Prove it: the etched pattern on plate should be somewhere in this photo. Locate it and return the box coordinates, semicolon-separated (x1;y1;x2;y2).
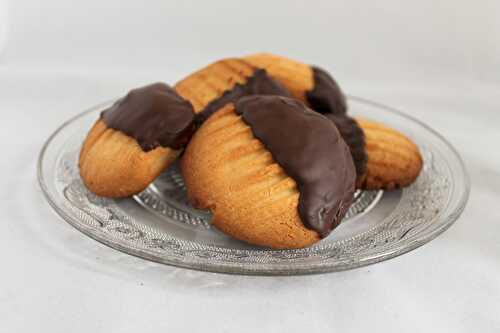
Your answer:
55;145;448;268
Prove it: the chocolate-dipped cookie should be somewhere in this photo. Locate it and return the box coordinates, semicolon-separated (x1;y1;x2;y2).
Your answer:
244;53;347;114
181;96;356;249
324;113;423;190
79;83;195;197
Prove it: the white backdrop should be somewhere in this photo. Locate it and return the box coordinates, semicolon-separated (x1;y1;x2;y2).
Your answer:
2;0;500;85
1;1;499;332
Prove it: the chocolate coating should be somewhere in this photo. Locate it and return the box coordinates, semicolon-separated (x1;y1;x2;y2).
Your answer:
235;96;356;237
324;114;367;179
306;66;347;115
198;69;292;123
102;83;195;151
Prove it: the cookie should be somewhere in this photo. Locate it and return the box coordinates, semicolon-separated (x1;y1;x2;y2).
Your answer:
244;53;347;114
79;83;195;197
174;58;292;123
355;118;423;190
181;96;356;249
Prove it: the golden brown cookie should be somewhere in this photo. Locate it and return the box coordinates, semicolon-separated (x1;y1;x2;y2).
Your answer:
79;120;181;197
182;96;356;249
355;118;423;190
79;83;195;197
244;53;347;114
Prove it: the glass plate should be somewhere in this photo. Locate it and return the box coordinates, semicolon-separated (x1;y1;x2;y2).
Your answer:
38;97;469;275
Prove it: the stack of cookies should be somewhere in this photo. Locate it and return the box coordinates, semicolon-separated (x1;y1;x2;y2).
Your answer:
79;53;423;249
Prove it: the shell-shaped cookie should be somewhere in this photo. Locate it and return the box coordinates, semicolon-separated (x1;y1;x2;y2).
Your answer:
181;104;321;249
182;96;356;249
79;120;180;197
355;118;423;190
79;83;195;197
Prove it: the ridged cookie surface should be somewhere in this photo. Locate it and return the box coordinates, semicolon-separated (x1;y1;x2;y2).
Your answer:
175;58;291;123
79;120;180;197
175;58;257;113
181;104;320;248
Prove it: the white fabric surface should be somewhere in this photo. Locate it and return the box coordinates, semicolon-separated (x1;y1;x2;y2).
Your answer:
1;1;499;332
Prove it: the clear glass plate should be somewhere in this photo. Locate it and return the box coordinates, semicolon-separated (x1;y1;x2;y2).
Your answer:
38;97;470;275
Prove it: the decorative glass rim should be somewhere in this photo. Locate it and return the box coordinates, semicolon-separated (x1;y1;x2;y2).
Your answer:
37;96;470;275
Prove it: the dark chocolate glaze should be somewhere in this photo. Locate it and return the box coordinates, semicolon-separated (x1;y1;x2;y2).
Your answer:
306;66;347;115
324;114;367;178
235;96;356;237
101;83;195;151
197;69;292;124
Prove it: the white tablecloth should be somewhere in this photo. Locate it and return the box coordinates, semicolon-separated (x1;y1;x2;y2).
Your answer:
1;1;499;332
